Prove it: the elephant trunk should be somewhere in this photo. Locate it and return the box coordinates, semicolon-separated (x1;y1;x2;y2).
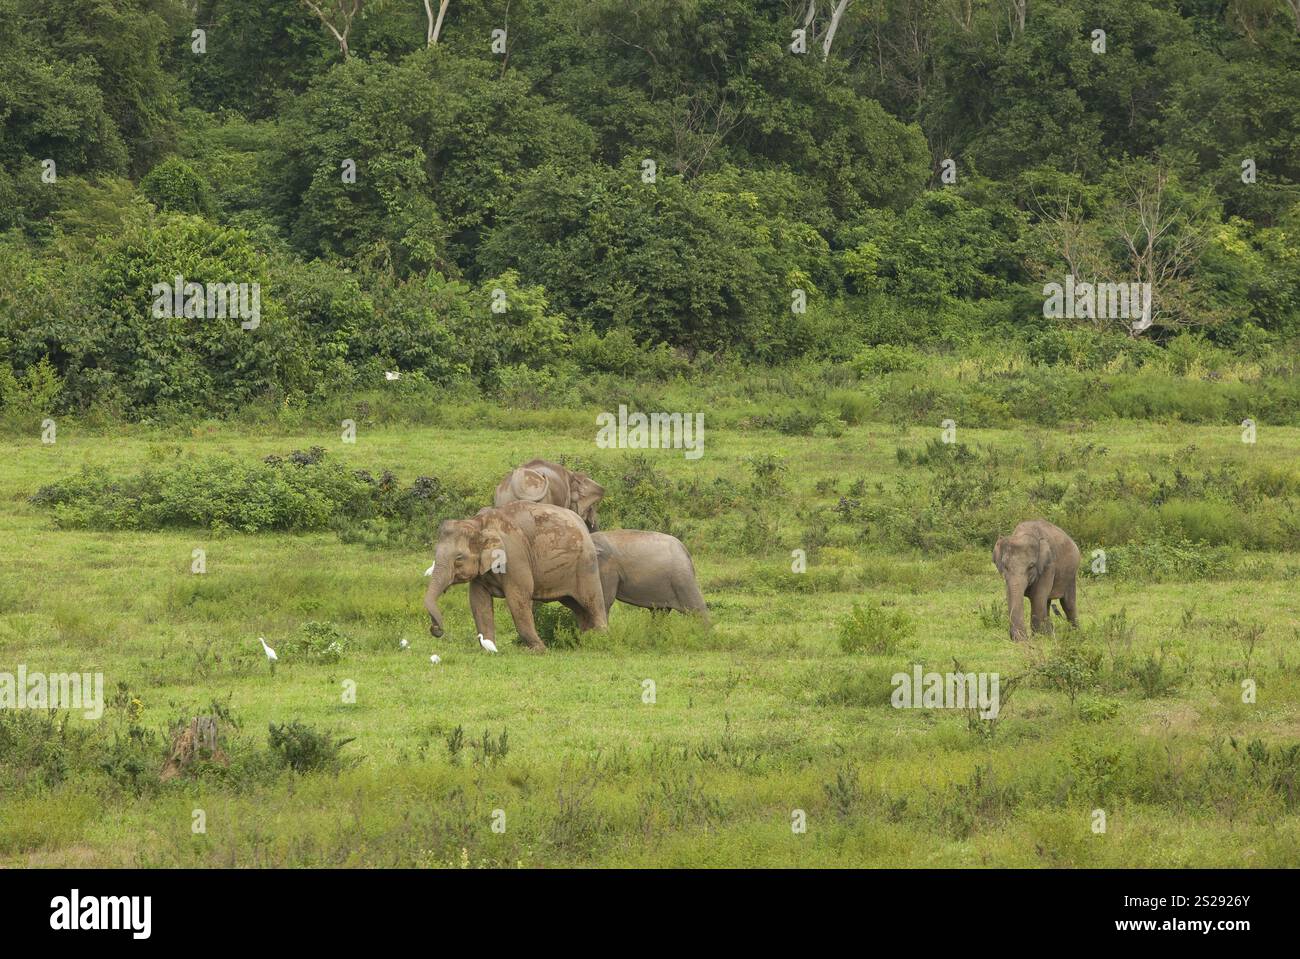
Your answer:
1006;578;1028;642
424;566;452;637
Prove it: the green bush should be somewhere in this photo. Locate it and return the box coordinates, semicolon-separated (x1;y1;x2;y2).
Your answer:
267;721;355;774
140;157;216;215
282;622;349;664
31;449;478;543
837;603;915;654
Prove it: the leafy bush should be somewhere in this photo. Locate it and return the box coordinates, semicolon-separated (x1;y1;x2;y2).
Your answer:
281;622;349;664
837;603;915;654
140;157;216;214
32;449;478;545
266;721;355;774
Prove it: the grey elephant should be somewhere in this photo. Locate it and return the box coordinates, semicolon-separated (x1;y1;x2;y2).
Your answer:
992;519;1080;642
423;502;607;651
493;459;605;531
589;530;708;618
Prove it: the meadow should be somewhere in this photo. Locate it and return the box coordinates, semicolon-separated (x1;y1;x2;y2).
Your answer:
2;365;1300;868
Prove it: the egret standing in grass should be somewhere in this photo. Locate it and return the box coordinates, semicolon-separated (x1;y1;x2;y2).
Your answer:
478;633;498;654
259;636;278;673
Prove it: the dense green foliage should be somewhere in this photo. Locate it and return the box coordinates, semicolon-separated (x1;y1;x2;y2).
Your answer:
2;0;1299;421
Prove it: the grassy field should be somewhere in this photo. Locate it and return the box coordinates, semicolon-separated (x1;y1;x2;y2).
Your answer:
2;404;1300;867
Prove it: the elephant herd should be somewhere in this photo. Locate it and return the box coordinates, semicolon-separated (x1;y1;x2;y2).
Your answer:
422;460;707;651
422;458;1082;651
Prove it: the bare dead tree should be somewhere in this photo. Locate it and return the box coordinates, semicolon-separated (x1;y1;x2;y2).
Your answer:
667;87;748;177
798;0;856;60
822;0;852;58
301;0;363;58
1110;165;1219;334
1004;0;1026;37
424;0;450;45
945;0;977;32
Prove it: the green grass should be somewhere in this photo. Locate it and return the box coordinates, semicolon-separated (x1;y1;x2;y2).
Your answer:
2;410;1300;867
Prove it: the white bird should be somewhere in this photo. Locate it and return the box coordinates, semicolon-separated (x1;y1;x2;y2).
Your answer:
478;633;498;654
430;654;441;664
385;370;401;381
400;639;409;650
424;561;435;576
259;637;278;665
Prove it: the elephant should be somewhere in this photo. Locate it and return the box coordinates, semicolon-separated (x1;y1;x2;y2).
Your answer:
590;530;709;618
493;459;605;532
992;519;1080;642
423;502;607;651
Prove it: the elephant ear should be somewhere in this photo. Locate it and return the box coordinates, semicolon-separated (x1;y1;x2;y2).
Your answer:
1035;536;1053;574
992;537;1005;572
508;468;549;502
477;527;508;576
570;473;605;516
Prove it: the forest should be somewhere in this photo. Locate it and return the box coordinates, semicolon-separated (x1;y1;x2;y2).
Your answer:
2;0;1298;423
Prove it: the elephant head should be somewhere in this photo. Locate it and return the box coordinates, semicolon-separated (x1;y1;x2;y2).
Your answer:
568;473;605;532
424;516;507;637
494;460;604;532
993;532;1051;642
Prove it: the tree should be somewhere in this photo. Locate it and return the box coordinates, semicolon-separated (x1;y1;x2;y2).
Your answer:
301;0;363;57
1106;161;1220;335
424;0;449;45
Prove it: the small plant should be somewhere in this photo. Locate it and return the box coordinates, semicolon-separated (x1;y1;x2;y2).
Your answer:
532;603;580;649
445;724;465;764
267;721;355;774
1077;696;1121;723
1130;640;1186;698
283;621;348;664
837;603;915;654
976;597;1004;630
472;728;510;767
823;762;862;820
1039;643;1100;706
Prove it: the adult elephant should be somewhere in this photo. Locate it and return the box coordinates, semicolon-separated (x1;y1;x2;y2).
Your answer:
493;459;604;532
591;530;708;619
424;502;607;651
992;520;1080;642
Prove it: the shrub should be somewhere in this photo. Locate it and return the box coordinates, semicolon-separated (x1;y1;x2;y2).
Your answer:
266;721;355;774
837;603;915;654
281;621;349;664
32;451;478;545
140;157;216;215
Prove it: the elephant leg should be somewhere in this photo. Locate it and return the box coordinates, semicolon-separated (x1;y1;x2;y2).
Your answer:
469;579;496;647
1029;580;1053;635
1061;580;1079;627
504;588;546;651
559;596;592;631
572;570;608;632
597;564;618;618
672;574;709;618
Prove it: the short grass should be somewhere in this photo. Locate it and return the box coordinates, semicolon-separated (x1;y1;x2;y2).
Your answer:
2;410;1299;867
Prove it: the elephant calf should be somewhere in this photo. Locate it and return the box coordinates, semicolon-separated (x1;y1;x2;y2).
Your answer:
590;530;708;618
992;519;1080;642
